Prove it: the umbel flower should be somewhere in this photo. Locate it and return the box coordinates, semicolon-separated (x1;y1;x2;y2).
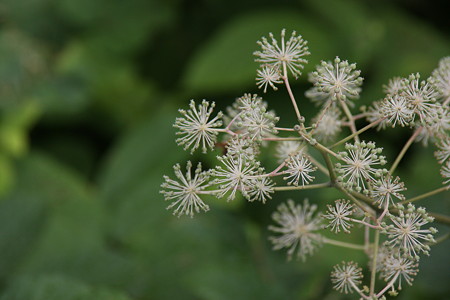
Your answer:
381;253;419;291
335;141;387;192
371;175;406;209
160;161;212;217
309;57;363;102
331;261;363;294
247;176;275;203
256;64;282;93
275;140;306;163
254;29;310;79
441;160;450;187
383;76;404;97
312;106;343;142
283;154;316;186
213;154;261;201
382;203;437;260
323;199;355;233
269;199;323;261
380;94;414;128
174;100;223;153
430;56;450;104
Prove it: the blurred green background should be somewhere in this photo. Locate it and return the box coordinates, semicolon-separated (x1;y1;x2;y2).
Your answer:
0;0;449;299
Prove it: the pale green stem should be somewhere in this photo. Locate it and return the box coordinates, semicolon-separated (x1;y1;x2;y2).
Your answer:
282;62;304;125
339;99;360;143
369;230;380;297
330;117;387;149
350;281;370;300
274;127;296;131
400;186;449;205
337;185;376;218
348;217;381;229
389;127;423;175
273;182;331;191
263;137;303;141
322;237;365;250
318;150;337;182
376;272;399;298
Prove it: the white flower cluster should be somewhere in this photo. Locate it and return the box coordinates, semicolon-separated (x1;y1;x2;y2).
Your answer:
160;29;449;299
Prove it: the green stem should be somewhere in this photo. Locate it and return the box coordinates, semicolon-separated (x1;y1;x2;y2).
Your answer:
305;154;329;176
400;186;449;205
433;232;450;245
318;150;337;182
428;212;450;226
282;62;303;125
369;230;380;297
389;127;423;174
330;117;386;149
273;182;331;191
323;237;365;250
337;185;376;218
339;99;360;143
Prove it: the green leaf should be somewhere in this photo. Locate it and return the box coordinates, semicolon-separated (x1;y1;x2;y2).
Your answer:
183;10;335;94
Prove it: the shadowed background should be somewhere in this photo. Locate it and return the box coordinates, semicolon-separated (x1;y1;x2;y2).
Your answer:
0;0;449;299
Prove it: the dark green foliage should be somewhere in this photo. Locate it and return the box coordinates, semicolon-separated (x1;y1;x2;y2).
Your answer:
0;0;449;299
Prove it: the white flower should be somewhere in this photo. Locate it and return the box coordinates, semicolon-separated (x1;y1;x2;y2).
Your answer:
383;204;437;259
283;154;316;186
254;29;310;79
226;135;259;161
309;57;363;102
174;100;223;153
269;199;323;261
213;154;260;201
414;106;450;145
323;199;355;233
331;261;363;294
335;141;387;192
381;94;414;128
160;161;211;217
381;253;419;290
371;175;406;209
383;76;405;96
312;107;343;143
401;73;439;125
435;137;450;164
275;140;306;163
256;64;282;93
247;176;274;203
430;56;450;104
441;160;450;186
367;100;389;130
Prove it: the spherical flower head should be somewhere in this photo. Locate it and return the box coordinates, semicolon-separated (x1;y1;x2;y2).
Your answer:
174;100;223;153
226;135;260;161
335;141;387;193
414;105;450;145
434;137;450;164
312;107;343;143
233;94;279;141
371;175;406;209
381;94;414;128
254;29;310;79
160;161;211;217
381;253;419;291
269;199;323;261
275;140;306;163
366;100;389;131
382;203;437;260
247;176;274;203
331;261;363;294
430;56;450;104
283;154;317;186
310;57;363;102
323;199;355;233
383;76;405;97
401;73;439;125
441;160;450;187
213;154;260;201
256;64;282;93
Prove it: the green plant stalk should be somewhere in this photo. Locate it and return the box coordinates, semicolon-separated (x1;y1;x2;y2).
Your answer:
282;62;304;125
400;186;449;204
331;117;386;149
323;237;365;250
273;182;332;191
369;230;380;297
389;127;423;174
339;99;360;143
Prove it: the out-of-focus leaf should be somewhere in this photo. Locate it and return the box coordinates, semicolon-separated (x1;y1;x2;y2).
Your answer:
0;154;14;196
97;105;188;204
183;10;335;94
0;275;131;300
